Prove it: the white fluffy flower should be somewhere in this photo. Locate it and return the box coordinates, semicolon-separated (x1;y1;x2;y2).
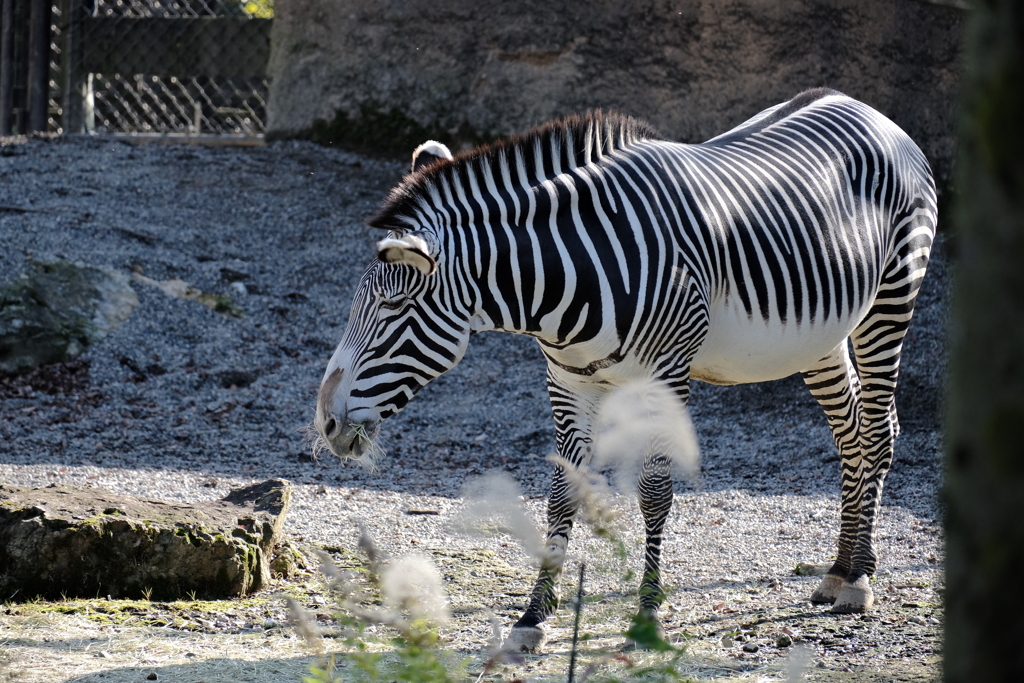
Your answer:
593;378;700;492
381;553;450;626
457;471;546;563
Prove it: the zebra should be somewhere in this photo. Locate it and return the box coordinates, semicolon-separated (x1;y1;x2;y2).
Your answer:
313;88;937;652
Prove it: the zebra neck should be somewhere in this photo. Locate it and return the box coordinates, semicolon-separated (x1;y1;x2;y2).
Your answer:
431;115;656;343
452;219;606;348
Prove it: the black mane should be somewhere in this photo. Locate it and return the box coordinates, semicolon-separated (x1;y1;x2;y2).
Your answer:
367;111;661;232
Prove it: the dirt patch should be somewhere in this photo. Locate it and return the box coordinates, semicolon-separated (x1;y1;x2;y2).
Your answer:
0;359;92;399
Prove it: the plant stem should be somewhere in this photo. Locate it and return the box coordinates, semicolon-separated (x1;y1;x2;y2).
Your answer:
568;562;586;683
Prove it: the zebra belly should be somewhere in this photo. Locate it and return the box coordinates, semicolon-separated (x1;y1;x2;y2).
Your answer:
689;304;863;386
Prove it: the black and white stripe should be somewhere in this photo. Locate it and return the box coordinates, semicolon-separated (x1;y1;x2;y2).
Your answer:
315;88;937;649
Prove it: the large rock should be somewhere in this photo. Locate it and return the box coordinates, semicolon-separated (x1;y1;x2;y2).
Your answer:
267;0;964;196
0;260;138;374
0;479;291;601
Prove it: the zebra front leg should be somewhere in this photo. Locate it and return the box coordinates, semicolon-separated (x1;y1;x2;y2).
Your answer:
505;462;579;653
506;372;598;653
627;451;673;647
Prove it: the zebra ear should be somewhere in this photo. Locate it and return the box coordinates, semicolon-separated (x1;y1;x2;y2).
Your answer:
411;141;452;173
376;233;437;276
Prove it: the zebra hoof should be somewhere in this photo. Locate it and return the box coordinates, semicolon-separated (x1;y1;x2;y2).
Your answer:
831;575;874;614
810;573;845;604
623;609;668;650
504;625;546;653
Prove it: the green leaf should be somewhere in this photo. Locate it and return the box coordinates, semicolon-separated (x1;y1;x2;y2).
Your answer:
625;614;674;652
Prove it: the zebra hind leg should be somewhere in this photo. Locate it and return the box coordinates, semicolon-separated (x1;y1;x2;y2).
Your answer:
626;451;674;648
829;226;930;613
830;310;914;613
801;341;863;605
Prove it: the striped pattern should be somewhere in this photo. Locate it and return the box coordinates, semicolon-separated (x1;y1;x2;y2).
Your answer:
338;261;463;423
316;88;937;645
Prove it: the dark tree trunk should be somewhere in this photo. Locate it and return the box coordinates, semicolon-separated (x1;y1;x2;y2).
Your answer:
944;1;1024;681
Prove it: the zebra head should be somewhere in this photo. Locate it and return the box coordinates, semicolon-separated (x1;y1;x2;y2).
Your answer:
314;142;467;462
314;231;470;462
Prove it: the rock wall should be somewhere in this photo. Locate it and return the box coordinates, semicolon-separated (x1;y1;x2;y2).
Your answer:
268;0;964;197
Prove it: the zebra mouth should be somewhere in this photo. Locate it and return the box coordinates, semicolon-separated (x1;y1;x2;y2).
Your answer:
326;418;383;463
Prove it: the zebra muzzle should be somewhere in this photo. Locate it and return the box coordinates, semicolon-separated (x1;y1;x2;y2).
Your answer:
316;366;384;459
318;413;381;459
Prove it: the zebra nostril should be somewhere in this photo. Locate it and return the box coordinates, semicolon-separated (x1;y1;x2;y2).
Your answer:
324;417;339;439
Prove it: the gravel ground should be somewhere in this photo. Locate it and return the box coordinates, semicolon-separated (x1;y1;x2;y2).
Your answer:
0;134;947;682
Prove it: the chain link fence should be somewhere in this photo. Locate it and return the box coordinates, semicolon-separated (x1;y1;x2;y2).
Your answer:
2;0;271;137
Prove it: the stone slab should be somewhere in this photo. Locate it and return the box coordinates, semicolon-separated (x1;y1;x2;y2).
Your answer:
0;479;291;601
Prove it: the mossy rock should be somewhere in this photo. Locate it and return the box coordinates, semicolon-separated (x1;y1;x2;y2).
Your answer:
0;260;138;374
0;479;291;601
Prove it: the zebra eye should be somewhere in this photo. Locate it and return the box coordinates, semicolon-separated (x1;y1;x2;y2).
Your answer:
374;290;407;310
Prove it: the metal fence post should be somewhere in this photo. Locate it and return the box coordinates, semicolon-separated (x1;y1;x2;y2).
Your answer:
26;0;51;132
60;0;82;133
1;0;15;135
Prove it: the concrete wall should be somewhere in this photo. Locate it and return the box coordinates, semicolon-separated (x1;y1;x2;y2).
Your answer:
268;0;964;195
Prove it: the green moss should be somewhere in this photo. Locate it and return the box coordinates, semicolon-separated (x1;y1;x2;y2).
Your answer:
317;543;367;569
308;103;497;158
11;592;286;628
194;292;244;318
80;508;131;527
231;527;257;544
